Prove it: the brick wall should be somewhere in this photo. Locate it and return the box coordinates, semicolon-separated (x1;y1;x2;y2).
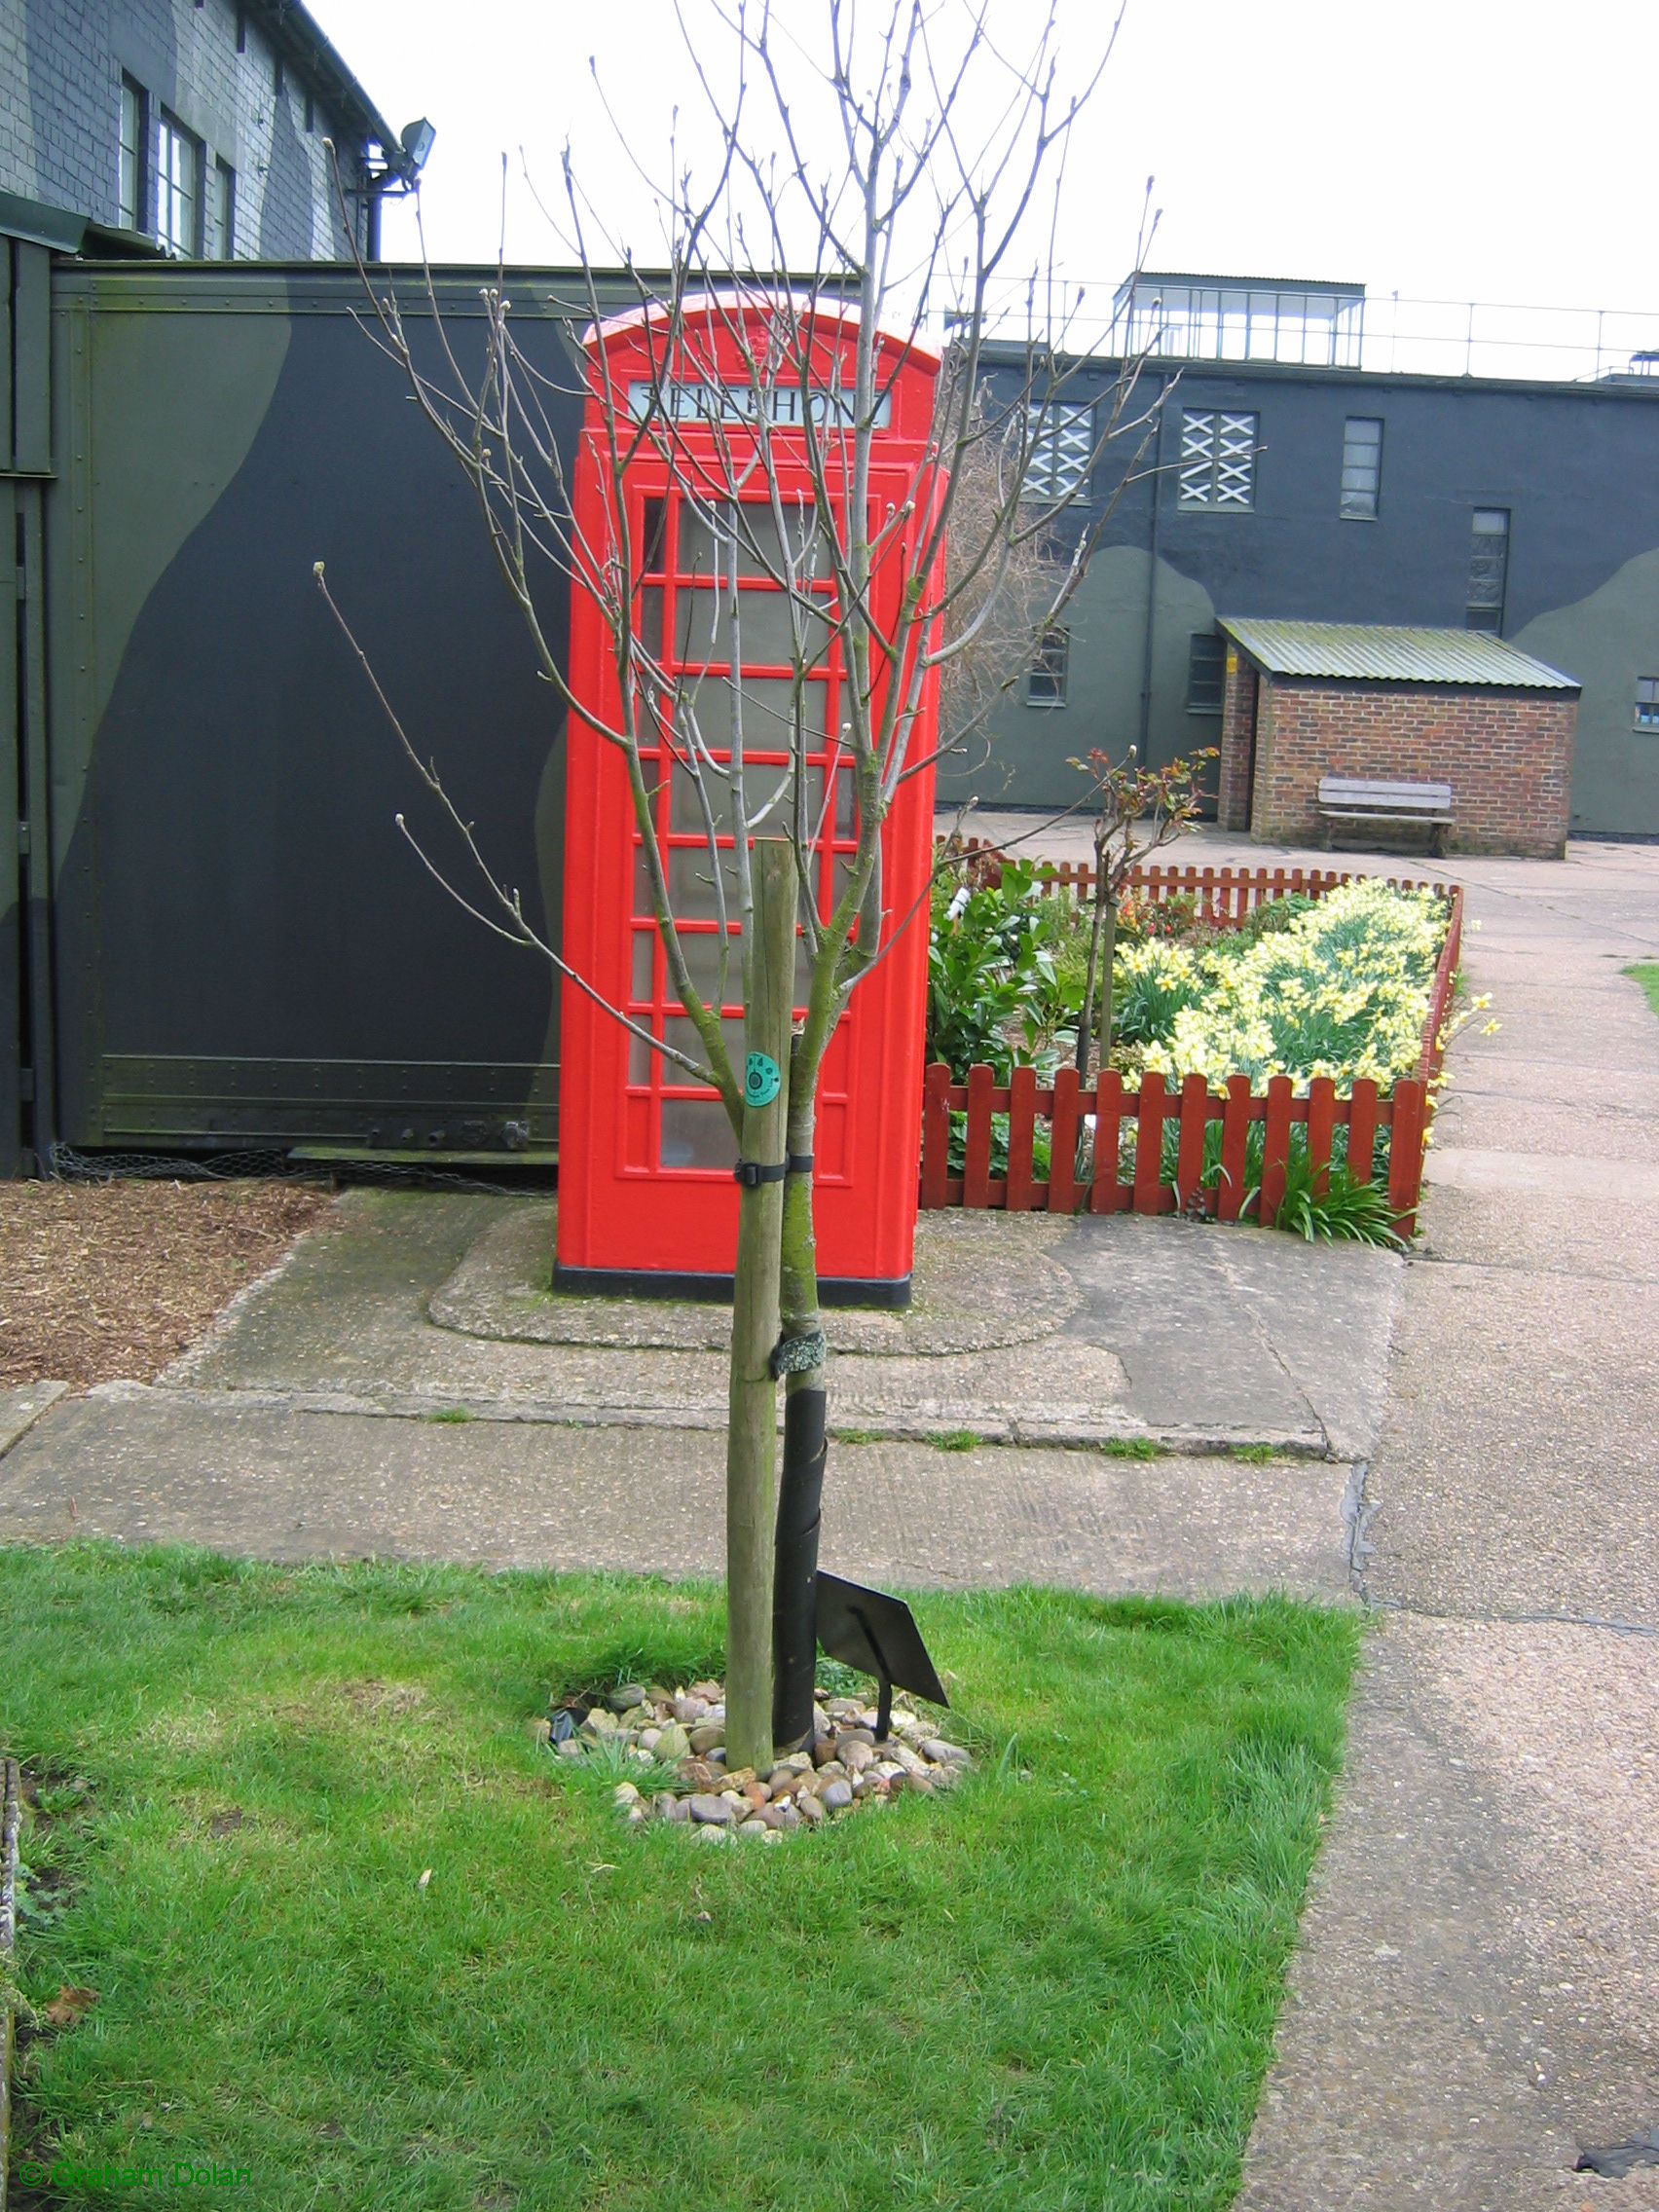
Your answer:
0;0;372;257
1217;647;1257;830
1244;672;1577;859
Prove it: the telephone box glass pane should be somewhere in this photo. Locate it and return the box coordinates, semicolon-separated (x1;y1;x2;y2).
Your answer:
673;927;742;1003
631;930;656;1001
680;500;831;581
671;758;835;839
660;1098;739;1170
673;675;829;753
666;842;744;914
628;1014;745;1085
664;1014;746;1072
674;588;831;669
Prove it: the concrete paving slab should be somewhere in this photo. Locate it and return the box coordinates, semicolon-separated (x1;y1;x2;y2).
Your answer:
1363;1261;1659;1627
0;1390;1354;1602
1428;1094;1659;1163
1237;1618;1659;2212
0;1381;67;1456
1417;1180;1659;1285
1054;1214;1400;1461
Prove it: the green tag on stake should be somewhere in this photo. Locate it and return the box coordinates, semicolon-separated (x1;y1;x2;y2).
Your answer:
745;1051;782;1108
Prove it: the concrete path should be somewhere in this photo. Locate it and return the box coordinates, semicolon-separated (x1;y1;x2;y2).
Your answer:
1244;839;1659;2210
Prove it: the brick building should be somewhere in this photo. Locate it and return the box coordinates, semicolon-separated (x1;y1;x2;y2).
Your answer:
0;0;408;259
1215;620;1578;858
960;272;1659;842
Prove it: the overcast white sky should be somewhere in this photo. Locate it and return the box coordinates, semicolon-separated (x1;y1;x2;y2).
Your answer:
308;0;1654;349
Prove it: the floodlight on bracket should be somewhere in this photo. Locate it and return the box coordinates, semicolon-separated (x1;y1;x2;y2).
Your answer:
364;118;436;259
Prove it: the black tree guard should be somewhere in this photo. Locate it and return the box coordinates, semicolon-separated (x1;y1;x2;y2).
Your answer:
771;1385;828;1751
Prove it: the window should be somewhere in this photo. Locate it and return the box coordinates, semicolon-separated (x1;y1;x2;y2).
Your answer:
1025;626;1069;707
157;110;202;253
1466;508;1510;632
1023;403;1093;501
205;158;236;256
1341;417;1382;519
1637;679;1659;730
119;75;148;231
1178;410;1257;508
1187;633;1226;712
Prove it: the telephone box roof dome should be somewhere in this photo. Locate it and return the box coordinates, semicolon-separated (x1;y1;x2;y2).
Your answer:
584;288;941;367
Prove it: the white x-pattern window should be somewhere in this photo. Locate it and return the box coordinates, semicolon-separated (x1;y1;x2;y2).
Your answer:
1023;402;1094;501
1178;410;1257;509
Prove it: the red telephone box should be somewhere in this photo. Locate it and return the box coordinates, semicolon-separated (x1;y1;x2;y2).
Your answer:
554;294;942;1306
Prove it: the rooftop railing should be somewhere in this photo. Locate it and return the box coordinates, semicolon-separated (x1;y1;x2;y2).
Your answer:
965;284;1659;386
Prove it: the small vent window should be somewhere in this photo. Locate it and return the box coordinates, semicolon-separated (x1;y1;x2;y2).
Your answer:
1187;634;1226;712
119;76;147;230
1025;626;1069;707
1466;508;1510;633
1341;417;1382;519
1178;410;1258;509
1022;404;1093;502
206;158;236;257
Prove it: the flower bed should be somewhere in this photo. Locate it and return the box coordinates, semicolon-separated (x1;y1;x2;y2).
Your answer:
921;859;1464;1241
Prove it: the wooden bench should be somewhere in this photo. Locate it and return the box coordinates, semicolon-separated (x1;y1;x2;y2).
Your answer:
1317;776;1453;855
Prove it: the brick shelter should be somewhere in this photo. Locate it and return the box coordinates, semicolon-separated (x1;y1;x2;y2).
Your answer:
1216;620;1580;859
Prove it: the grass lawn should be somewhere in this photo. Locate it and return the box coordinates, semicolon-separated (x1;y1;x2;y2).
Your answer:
1625;963;1659;1018
1;1546;1361;2211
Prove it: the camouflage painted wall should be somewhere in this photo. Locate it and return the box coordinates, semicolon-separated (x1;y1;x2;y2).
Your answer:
42;263;590;1160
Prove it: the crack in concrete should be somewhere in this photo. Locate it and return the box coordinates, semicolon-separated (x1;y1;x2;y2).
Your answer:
1370;1593;1658;1638
1341;1458;1376;1600
1208;1232;1337;1457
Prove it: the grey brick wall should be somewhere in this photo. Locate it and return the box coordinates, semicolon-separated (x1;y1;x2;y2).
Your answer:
0;0;375;257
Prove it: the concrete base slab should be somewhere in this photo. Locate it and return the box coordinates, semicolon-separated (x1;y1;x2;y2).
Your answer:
432;1202;1084;1354
1055;1214;1401;1461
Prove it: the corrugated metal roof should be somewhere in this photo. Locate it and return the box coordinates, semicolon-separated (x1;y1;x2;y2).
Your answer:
1218;619;1579;689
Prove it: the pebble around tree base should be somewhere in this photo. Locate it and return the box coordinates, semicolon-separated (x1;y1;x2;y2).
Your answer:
536;1679;975;1839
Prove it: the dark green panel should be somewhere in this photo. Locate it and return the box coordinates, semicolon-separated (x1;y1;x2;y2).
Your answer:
18;487;51;1164
0;241;14;470
10;241;51;473
0;482;18;1175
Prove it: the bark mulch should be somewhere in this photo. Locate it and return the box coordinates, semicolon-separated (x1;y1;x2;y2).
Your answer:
0;1179;335;1390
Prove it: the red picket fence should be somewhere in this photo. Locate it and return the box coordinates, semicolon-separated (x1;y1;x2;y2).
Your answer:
920;865;1466;1237
952;836;1453;925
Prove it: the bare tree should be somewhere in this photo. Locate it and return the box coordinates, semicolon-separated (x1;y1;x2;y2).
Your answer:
934;392;1069;764
319;0;1162;1774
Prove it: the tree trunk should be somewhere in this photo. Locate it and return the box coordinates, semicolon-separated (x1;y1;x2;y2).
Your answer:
1095;899;1119;1066
1076;863;1111;1079
723;839;796;1776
